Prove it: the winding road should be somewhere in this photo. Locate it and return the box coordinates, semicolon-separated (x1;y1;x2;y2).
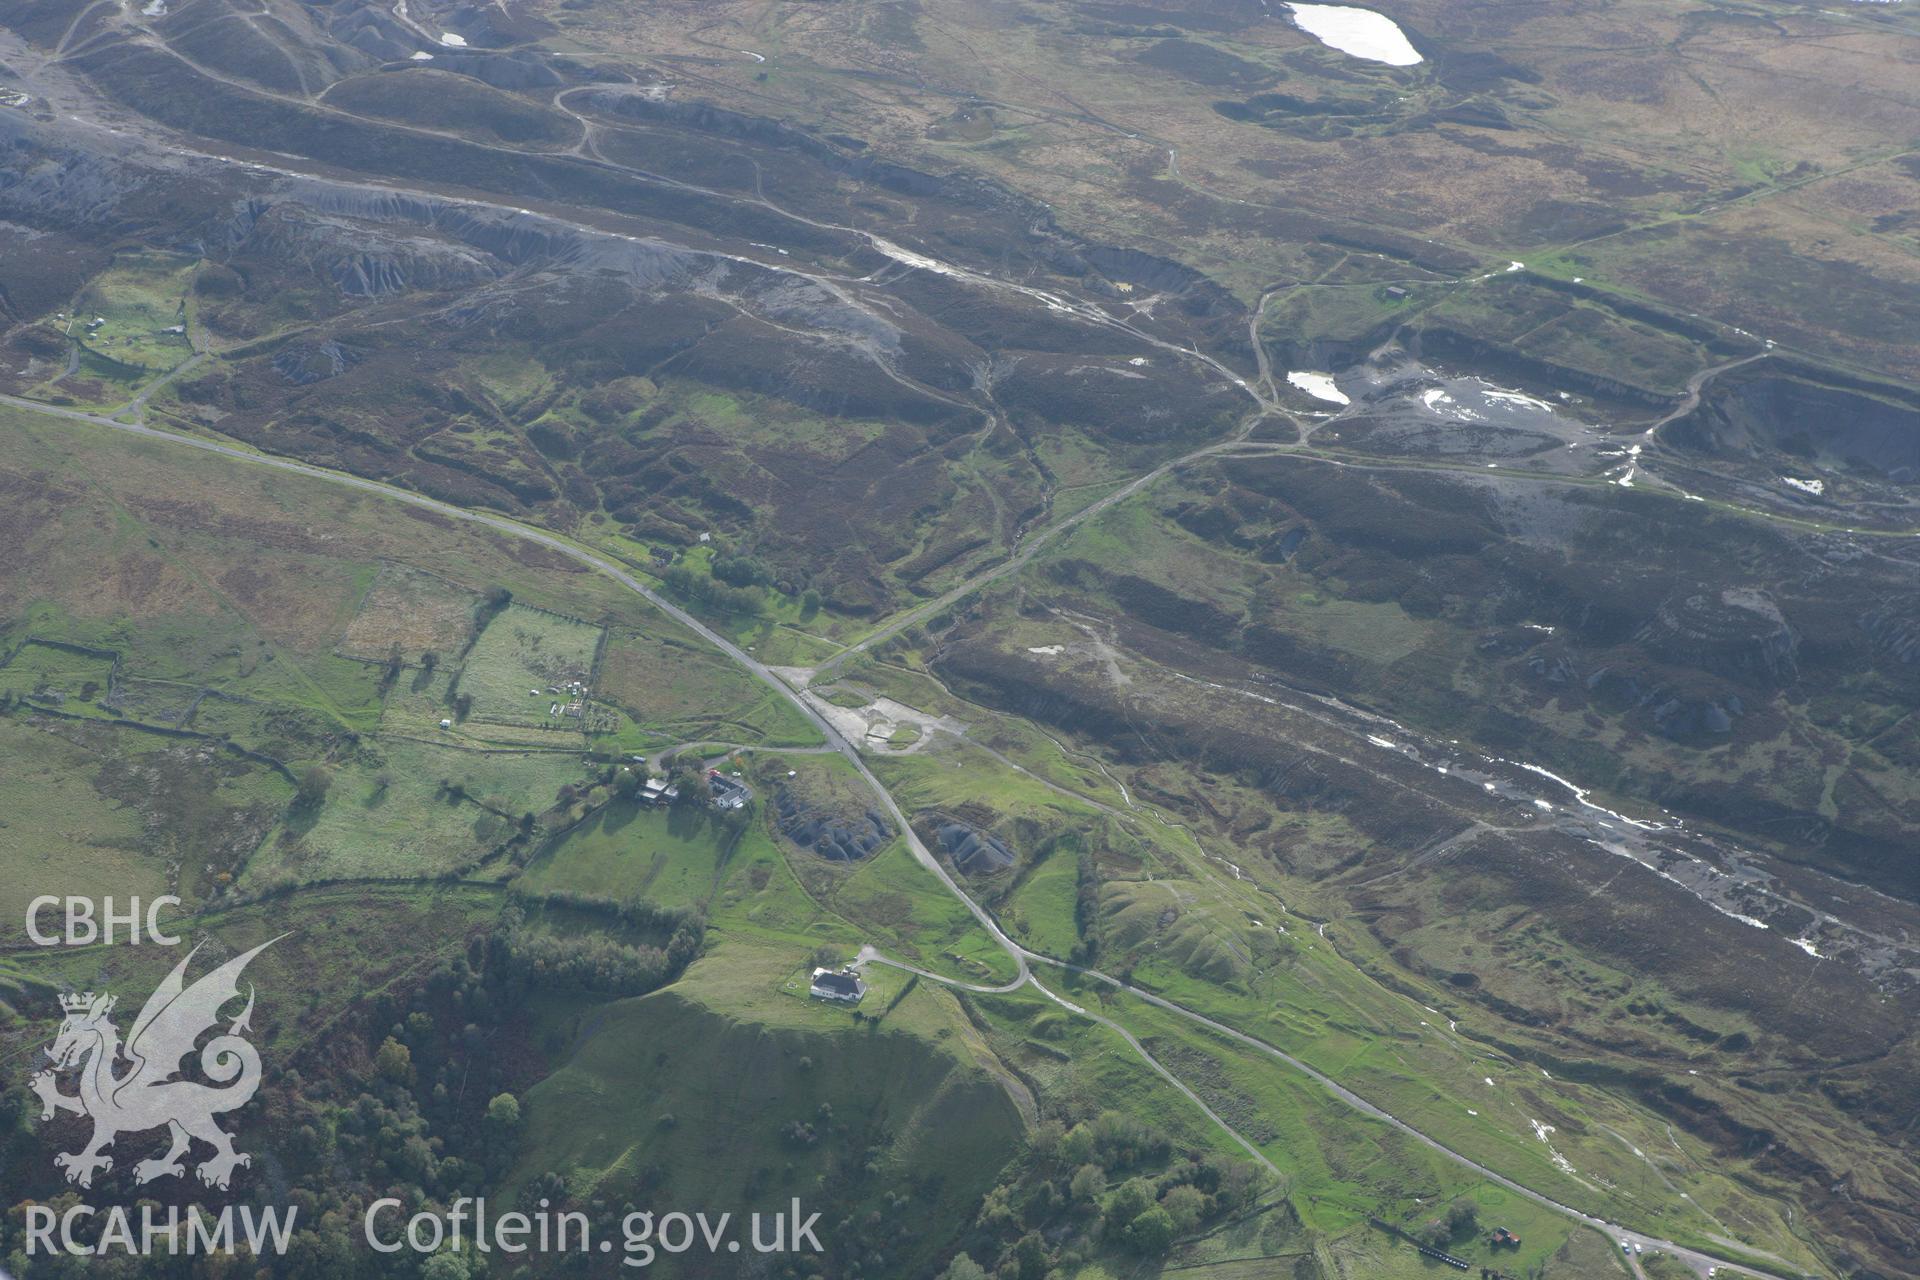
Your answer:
0;387;1027;981
1640;350;1773;440
0;9;1853;1270
2;389;1783;1279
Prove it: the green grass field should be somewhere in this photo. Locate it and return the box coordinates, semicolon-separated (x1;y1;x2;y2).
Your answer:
874;719;1823;1273
0;717;171;924
244;750;537;887
459;603;604;727
66;250;198;373
0;375;1845;1277
1003;853;1083;957
833;841;1020;985
0;639;116;704
597;624;823;748
517;801;747;910
513;938;1024;1276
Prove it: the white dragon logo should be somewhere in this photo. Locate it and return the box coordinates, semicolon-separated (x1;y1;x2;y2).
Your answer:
30;937;280;1190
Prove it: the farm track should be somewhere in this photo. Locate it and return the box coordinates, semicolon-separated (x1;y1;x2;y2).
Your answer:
1;391;1778;1280
0;15;1889;1271
1640;350;1774;438
0;32;1841;1271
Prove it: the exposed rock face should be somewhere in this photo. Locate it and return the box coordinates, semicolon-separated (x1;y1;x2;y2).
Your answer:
772;787;888;862
1672;373;1920;482
0;133;142;226
1406;325;1673;409
272;339;361;385
1637;587;1799;686
1860;597;1920;665
226;202;504;297
1648;692;1744;738
936;821;1016;876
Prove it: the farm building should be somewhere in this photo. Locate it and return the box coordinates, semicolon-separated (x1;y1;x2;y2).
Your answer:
809;968;866;1004
708;771;751;811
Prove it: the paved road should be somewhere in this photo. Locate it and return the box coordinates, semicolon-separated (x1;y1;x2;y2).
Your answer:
2;22;1820;1270
0;391;1030;992
856;948;1283;1178
0;394;1783;1280
1024;955;1761;1279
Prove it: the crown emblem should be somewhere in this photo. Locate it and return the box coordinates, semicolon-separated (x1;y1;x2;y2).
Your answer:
34;939;280;1192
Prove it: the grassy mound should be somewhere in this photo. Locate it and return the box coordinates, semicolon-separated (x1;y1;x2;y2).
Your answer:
516;955;1022;1276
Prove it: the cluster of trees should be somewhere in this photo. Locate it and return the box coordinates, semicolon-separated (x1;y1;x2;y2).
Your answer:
663;549;823;619
662;563;764;616
933;1110;1263;1280
519;890;702;936
0;936;545;1278
489;901;703;996
0;905;1258;1280
470;586;513;642
494;931;683;995
710;551;776;589
443;666;474;721
0;885;724;1280
668;760;713;807
779;1113;826;1148
295;763;333;810
377;643;406;695
713;551;822;614
376;644;441;695
1415;1199;1480;1250
781;1101;1250;1279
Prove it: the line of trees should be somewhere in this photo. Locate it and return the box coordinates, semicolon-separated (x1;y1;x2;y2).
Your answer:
661;563;764;616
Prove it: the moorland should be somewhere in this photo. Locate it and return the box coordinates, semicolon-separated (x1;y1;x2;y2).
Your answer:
1;1;1917;1278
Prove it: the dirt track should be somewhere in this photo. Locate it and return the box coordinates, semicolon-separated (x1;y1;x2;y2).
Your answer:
1;392;1780;1279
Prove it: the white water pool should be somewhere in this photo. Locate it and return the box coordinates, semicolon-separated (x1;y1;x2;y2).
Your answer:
1286;371;1351;405
1286;4;1422;66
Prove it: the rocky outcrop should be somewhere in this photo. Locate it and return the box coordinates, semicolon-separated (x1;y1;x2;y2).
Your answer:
772;787;888;862
272;339;361;385
1635;587;1799;686
1671;372;1920;482
935;822;1016;876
